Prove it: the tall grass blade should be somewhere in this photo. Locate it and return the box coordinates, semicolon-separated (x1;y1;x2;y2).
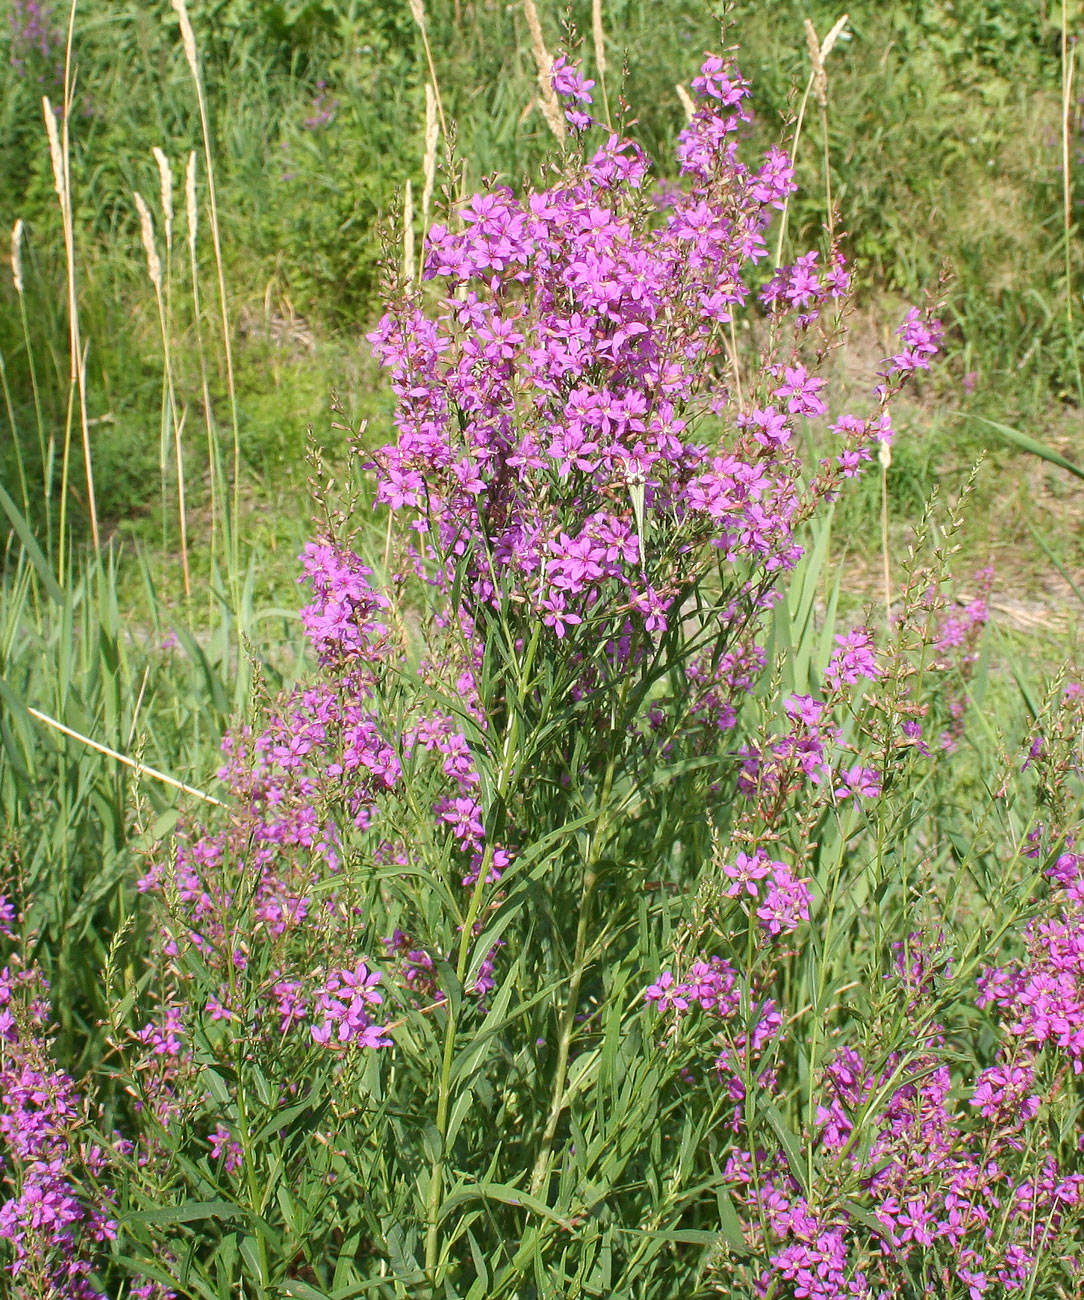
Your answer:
963;413;1084;482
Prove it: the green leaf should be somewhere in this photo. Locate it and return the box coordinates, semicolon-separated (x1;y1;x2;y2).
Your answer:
762;1103;809;1195
438;1182;573;1229
123;1198;244;1226
622;1227;720;1245
0;480;63;604
715;1183;751;1256
963;413;1084;481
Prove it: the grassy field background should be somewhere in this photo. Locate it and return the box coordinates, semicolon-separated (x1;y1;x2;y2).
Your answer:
2;0;1083;596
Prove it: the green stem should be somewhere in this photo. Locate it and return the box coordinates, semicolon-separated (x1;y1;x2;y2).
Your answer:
529;862;598;1196
529;701;625;1198
18;293;52;555
423;620;542;1287
234;1073;271;1297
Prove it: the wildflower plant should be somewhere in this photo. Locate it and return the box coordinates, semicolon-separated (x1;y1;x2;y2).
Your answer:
7;0;62;84
2;44;1082;1300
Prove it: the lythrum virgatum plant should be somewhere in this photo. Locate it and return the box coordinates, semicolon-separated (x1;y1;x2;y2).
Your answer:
1;47;1082;1300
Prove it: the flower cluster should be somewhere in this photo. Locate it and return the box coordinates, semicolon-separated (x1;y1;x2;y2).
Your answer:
367;52;931;688
979;849;1084;1073
310;961;390;1049
722;848;811;937
646;955;783;1124
646;750;1084;1298
0;967;116;1298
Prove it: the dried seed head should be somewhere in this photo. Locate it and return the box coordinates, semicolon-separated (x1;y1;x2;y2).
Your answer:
153;147;174;246
804;20;828;108
11;220;25;295
805;14;849;109
523;0;566;143
134;191;162;290
185;151;198;251
171;0;199;79
820;14;850;61
42;97;65;200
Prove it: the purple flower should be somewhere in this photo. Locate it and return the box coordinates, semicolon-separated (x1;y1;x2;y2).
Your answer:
310;962;392;1051
723;848;773;898
825;627;879;689
834;764;881;801
772;364;828;418
208;1124;243;1173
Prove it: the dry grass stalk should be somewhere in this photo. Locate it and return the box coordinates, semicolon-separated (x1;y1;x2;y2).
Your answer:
774;14;847;266
591;0;607;76
44;88;100;568
184;150;222;606
25;704;223;806
407;0;448;140
1061;0;1081;406
10;220;24;295
171;0;198;78
185;150;199;249
523;0;566;142
171;0;241;576
11;214;51;523
135;186;191;600
134;191;162;290
43;97;64;199
422;82;440;228
804;14;849;108
591;0;610;125
675;84;695;122
153;147;174;250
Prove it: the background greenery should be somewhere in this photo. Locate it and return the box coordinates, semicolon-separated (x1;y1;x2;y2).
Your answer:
2;0;1083;578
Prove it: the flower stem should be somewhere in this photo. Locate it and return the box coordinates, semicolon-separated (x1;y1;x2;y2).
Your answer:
424;621;541;1287
529;861;598;1197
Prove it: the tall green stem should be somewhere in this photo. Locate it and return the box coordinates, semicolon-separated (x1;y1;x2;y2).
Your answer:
423;621;542;1286
529;711;624;1198
529;862;598;1196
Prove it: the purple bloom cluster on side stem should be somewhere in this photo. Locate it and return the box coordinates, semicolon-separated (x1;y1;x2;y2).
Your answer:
0;967;115;1298
644;826;1084;1297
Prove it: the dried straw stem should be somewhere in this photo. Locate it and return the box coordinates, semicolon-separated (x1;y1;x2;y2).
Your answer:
523;0;566;142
